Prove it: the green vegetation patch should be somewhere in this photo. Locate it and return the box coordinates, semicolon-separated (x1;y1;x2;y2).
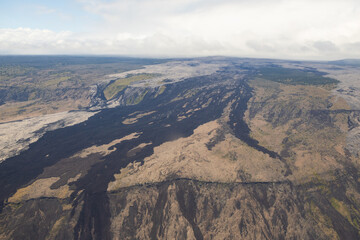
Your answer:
257;66;339;85
126;89;149;105
103;74;157;100
155;85;166;98
40;73;72;89
330;197;360;231
330;198;352;221
158;85;166;95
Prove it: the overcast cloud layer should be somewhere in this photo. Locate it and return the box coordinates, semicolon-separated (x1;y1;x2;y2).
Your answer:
0;0;359;60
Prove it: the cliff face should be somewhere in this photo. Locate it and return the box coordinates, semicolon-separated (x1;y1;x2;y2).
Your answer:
1;58;360;240
2;179;359;240
109;180;307;240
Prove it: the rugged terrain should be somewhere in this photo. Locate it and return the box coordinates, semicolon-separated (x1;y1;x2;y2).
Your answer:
0;56;360;240
0;56;165;122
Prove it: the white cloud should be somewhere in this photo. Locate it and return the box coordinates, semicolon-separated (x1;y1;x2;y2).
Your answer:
313;41;339;52
1;0;360;59
0;28;73;54
0;27;225;56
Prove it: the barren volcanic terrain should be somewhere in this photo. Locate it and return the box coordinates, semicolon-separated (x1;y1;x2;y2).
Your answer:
1;56;360;240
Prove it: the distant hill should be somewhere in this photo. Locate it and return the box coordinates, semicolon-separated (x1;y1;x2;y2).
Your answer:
329;59;360;66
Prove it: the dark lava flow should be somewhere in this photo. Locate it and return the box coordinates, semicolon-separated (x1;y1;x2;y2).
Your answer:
0;66;285;239
228;79;292;176
72;72;245;239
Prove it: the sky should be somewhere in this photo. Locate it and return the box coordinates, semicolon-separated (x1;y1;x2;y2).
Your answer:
0;0;359;60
